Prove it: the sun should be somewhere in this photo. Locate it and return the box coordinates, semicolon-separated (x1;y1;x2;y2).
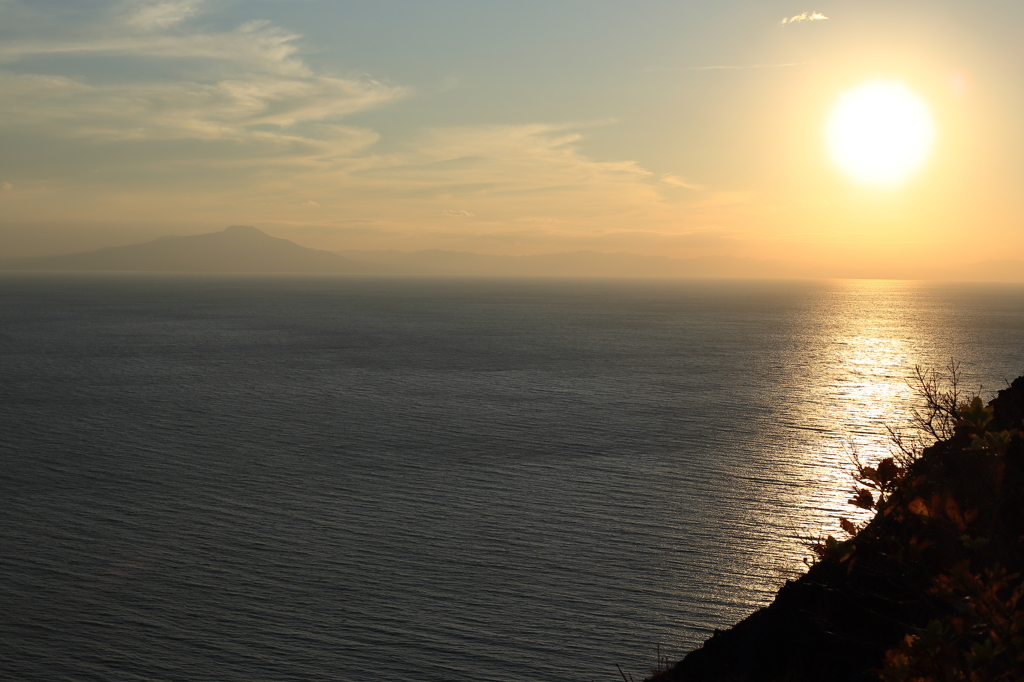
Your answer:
825;81;935;189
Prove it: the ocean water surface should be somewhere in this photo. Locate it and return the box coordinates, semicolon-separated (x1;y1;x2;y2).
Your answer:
3;275;1024;681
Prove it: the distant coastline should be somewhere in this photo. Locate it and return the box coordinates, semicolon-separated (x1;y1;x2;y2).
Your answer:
3;225;1024;281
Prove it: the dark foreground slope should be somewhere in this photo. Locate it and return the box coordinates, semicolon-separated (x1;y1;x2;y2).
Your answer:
651;376;1024;682
1;225;379;274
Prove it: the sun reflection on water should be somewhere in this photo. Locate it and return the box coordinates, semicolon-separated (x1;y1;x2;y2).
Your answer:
738;279;1005;594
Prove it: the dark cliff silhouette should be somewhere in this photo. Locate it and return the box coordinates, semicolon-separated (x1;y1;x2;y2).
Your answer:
649;374;1024;681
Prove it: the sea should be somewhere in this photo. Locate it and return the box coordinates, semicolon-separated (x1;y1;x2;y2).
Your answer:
3;275;1024;682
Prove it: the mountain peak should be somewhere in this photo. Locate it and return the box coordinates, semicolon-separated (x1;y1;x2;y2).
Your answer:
222;225;265;236
0;224;378;273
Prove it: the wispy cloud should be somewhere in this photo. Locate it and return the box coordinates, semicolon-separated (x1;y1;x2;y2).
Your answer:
645;62;810;73
1;21;319;77
127;0;205;30
661;174;704;190
781;11;828;24
0;1;747;256
0;71;402;144
585;229;735;249
0;6;407;148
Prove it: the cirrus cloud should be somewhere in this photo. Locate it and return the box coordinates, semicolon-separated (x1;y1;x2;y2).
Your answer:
0;0;767;259
127;0;205;30
0;4;408;149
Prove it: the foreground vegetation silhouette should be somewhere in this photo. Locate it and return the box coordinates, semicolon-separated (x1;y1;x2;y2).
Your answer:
648;365;1024;682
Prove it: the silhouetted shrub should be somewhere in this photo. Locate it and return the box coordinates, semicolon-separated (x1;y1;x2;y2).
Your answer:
648;366;1024;682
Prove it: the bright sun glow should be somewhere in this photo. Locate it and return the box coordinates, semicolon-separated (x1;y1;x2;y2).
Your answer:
826;81;935;189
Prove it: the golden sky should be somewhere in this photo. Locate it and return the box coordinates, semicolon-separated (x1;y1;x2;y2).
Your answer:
1;1;1022;275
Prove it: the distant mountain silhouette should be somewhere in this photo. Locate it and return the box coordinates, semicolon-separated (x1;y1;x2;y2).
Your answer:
5;226;1024;280
1;225;379;274
336;248;823;278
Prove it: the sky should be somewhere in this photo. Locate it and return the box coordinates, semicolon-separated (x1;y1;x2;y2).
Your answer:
1;0;1023;275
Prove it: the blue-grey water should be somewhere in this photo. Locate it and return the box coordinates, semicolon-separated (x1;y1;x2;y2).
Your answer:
3;275;1024;682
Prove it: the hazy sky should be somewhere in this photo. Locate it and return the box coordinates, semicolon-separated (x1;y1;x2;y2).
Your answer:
2;0;1023;271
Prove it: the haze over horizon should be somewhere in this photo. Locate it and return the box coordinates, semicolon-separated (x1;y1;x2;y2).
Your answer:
2;1;1023;276
5;224;1024;281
